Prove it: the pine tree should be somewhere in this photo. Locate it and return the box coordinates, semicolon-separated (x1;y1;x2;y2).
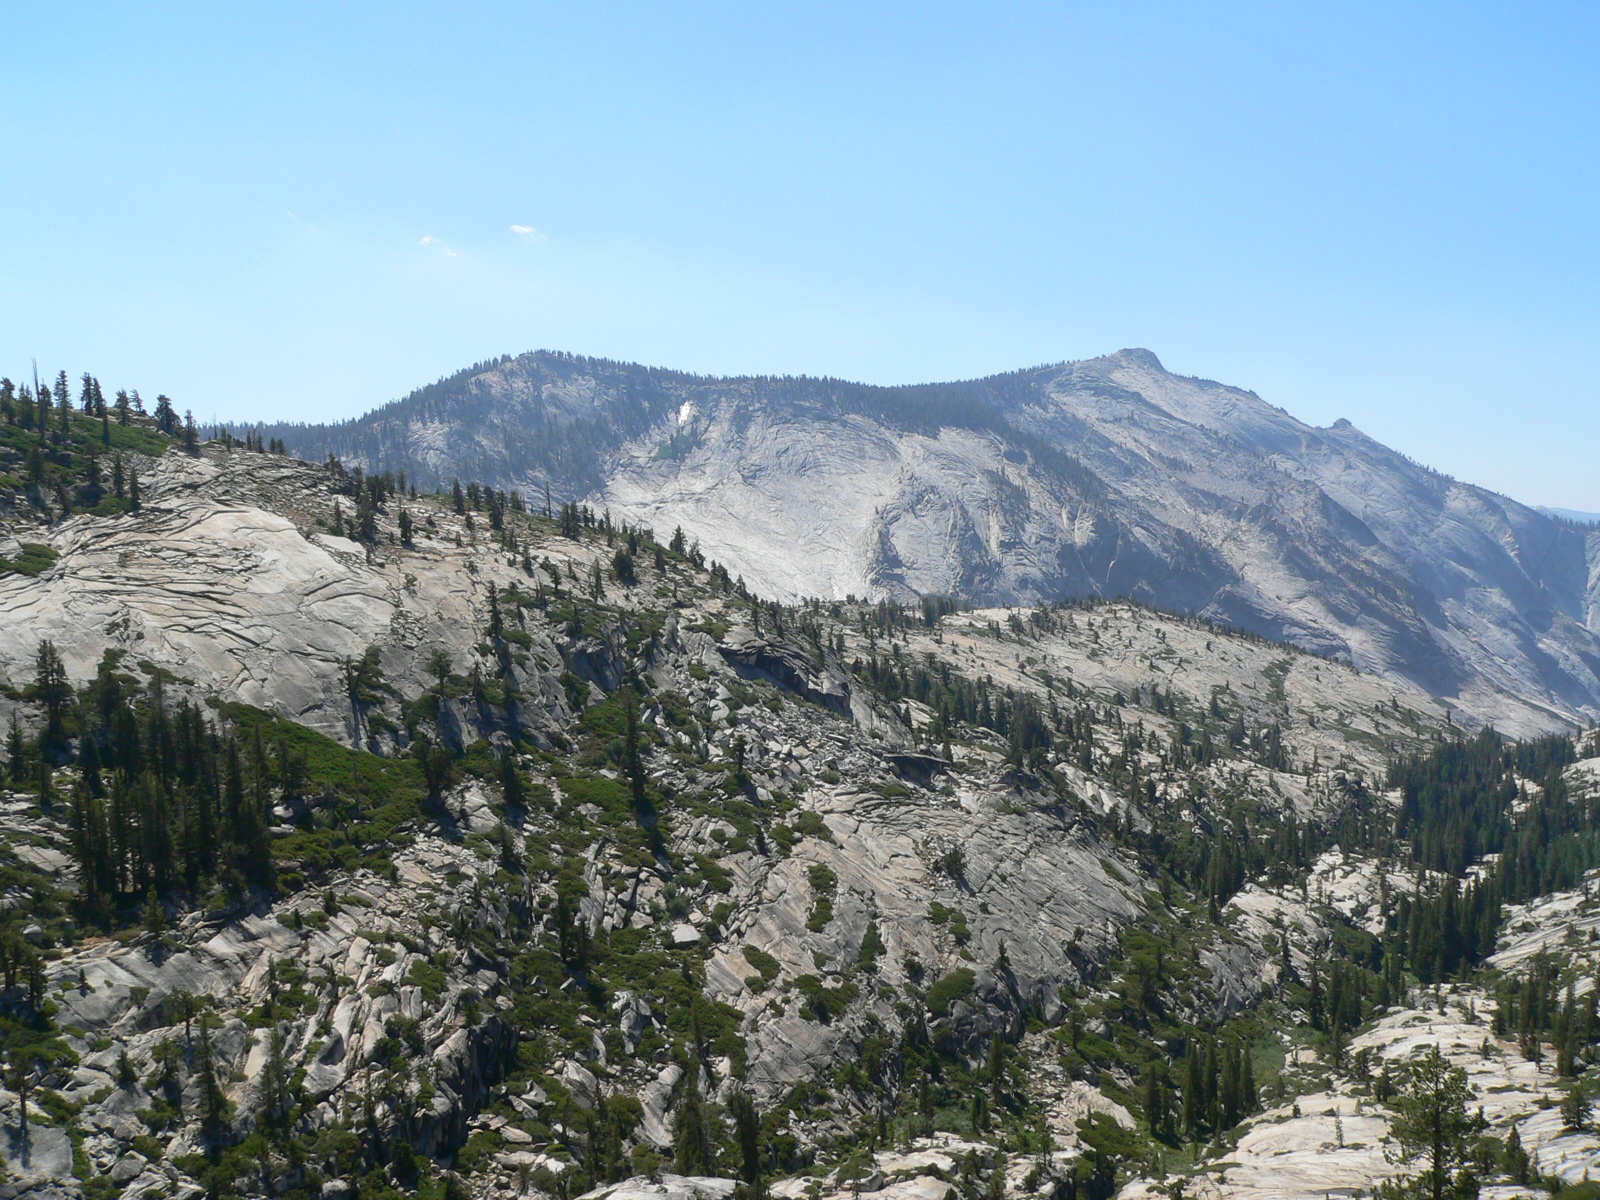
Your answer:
1503;1125;1529;1184
729;1090;763;1200
195;1011;232;1137
6;713;25;783
673;1055;714;1175
34;640;72;759
623;688;656;836
1144;1066;1165;1138
5;1048;35;1134
486;583;504;639
499;753;527;810
612;547;636;585
153;394;177;435
1385;1046;1481;1200
355;494;378;544
1183;1048;1202;1141
259;1021;290;1121
1561;1084;1591;1132
143;887;165;939
54;370;71;434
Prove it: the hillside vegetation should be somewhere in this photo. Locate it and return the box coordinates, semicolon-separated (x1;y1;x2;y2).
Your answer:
0;383;1598;1200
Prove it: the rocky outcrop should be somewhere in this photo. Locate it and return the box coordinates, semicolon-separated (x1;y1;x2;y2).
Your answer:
0;450;581;748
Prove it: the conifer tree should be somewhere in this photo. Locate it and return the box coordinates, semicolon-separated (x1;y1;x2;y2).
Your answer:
34;640;71;759
729;1090;763;1200
259;1021;290;1122
485;583;505;640
1385;1046;1481;1200
355;493;378;543
5;1048;35;1134
153;394;177;434
1183;1049;1202;1141
499;752;526;810
6;714;25;784
195;1011;232;1137
673;1055;714;1175
612;547;636;585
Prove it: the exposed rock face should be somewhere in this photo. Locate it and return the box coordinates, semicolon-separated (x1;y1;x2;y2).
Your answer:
0;438;1478;1200
577;1175;738;1200
1126;872;1600;1199
0;775;521;1198
256;348;1600;734
4;430;1589;1200
0;451;581;746
707;778;1143;1096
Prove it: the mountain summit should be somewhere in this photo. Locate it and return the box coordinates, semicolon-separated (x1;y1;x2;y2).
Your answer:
256;349;1600;732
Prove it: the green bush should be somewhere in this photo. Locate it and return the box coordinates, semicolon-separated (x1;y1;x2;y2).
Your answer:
0;543;59;577
926;968;977;1016
743;945;781;983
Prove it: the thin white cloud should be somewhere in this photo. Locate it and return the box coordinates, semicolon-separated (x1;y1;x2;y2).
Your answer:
511;224;546;240
420;235;440;246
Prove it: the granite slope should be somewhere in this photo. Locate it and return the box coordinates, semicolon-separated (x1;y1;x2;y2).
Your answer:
257;350;1600;734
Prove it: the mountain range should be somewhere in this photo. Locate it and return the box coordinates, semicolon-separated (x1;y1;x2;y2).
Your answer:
254;348;1600;735
4;363;1600;1199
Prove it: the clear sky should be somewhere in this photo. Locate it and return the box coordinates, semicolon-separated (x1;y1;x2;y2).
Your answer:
4;2;1598;509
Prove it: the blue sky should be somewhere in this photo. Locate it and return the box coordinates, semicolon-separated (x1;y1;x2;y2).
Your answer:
4;2;1598;508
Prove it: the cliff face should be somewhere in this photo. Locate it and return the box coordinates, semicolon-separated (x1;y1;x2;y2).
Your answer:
258;349;1600;733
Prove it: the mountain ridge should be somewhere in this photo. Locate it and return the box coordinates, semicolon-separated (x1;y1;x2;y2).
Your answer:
241;349;1600;735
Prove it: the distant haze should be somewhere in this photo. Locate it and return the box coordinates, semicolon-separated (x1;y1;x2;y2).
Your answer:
1539;507;1600;525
